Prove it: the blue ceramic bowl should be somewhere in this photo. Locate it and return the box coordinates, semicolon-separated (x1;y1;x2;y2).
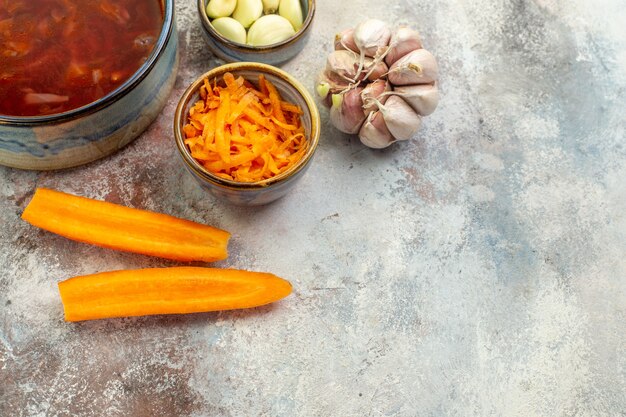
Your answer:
0;0;179;170
174;62;320;206
197;0;315;65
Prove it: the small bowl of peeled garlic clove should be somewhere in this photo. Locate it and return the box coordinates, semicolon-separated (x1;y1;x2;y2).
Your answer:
197;0;315;65
316;19;440;149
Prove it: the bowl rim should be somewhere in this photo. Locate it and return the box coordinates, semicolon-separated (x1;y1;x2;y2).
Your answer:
0;0;175;126
174;62;321;190
197;0;315;52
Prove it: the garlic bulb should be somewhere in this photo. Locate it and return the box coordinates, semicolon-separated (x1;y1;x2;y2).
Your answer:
232;0;264;28
317;20;439;149
247;14;295;46
278;0;304;31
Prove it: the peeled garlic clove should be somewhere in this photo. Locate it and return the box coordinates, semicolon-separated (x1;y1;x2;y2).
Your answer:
261;0;280;14
206;0;237;18
391;83;439;116
354;19;391;58
211;17;247;44
330;88;366;134
385;26;422;66
334;28;359;53
388;49;438;85
375;95;422;141
359;111;395;148
278;0;303;31
232;0;263;28
326;50;360;82
247;14;296;46
361;79;390;115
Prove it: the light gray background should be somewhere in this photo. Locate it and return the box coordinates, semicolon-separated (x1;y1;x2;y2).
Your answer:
1;0;625;416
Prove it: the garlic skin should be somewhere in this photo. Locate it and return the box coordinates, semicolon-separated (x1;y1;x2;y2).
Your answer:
354;19;391;58
385;26;422;66
261;0;280;14
278;0;304;31
363;58;388;81
206;0;237;19
359;111;395;148
326;51;388;83
388;49;438;86
211;17;247;44
374;95;422;141
361;79;390;115
330;88;366;134
326;50;360;82
334;28;359;53
390;83;439;116
247;14;296;46
232;0;264;28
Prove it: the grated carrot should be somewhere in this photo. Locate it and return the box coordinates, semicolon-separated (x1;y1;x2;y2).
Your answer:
183;72;307;182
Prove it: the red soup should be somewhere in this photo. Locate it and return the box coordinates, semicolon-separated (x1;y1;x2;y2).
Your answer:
0;0;163;117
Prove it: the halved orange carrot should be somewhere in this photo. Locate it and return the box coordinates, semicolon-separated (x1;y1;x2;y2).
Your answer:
21;188;230;262
58;267;292;321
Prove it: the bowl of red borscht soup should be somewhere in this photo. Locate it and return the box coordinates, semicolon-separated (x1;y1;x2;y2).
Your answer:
0;0;178;170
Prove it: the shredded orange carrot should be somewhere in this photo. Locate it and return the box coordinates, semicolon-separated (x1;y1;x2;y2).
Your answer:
183;72;307;182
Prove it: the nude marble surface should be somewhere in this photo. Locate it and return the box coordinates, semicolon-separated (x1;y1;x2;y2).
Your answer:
1;0;625;415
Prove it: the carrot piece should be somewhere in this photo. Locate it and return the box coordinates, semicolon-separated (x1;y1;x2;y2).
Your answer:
264;76;287;123
21;188;230;262
58;267;292;321
183;124;199;138
227;92;254;124
280;101;303;114
271;117;298;131
242;106;274;130
258;74;270;97
214;90;231;162
223;72;239;92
